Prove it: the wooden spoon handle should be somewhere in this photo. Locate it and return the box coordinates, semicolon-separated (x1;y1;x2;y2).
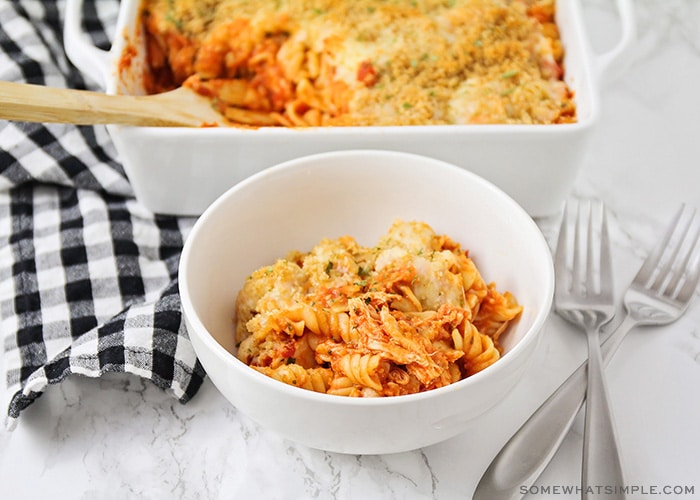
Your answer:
0;81;204;127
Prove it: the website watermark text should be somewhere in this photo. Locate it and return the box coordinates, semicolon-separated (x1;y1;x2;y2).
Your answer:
521;484;695;496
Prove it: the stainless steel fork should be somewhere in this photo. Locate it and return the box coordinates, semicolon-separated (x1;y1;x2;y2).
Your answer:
474;203;700;500
553;201;623;499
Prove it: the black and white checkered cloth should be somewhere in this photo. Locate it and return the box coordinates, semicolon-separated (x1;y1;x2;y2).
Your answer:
0;0;206;430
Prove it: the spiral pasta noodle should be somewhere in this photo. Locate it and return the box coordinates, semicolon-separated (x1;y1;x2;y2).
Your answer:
234;220;522;397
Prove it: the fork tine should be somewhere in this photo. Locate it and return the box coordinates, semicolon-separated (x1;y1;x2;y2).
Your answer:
634;204;689;287
572;201;584;295
599;204;614;301
585;201;596;295
663;210;700;301
676;248;700;305
555;202;571;295
650;205;696;292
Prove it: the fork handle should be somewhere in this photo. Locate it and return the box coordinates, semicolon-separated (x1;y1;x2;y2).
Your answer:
582;326;626;499
473;314;639;500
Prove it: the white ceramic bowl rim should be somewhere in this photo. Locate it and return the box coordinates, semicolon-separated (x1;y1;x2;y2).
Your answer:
179;149;554;407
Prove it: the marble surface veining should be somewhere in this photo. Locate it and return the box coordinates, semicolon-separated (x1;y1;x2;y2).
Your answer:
2;1;700;499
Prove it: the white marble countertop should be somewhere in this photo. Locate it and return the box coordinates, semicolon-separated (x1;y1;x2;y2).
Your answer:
2;1;700;498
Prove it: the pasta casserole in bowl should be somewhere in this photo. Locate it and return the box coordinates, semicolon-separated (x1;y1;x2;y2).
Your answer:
178;150;554;454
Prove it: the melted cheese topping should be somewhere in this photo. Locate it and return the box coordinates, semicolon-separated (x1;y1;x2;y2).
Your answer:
140;0;575;126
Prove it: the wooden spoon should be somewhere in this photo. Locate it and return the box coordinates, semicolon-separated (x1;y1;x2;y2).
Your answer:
0;80;225;127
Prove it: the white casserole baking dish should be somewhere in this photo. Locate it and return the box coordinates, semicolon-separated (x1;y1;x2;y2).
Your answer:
64;0;635;217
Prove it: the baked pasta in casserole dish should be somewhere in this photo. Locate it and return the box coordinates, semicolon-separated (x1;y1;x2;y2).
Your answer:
140;0;576;127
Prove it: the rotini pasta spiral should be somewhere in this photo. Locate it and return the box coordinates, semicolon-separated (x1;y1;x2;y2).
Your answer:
254;364;332;393
452;323;501;376
336;352;385;392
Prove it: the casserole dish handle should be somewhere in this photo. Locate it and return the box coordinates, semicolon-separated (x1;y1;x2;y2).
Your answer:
64;0;114;88
592;0;637;86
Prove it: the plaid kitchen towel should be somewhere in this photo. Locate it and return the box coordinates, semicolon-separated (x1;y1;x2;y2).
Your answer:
0;0;206;430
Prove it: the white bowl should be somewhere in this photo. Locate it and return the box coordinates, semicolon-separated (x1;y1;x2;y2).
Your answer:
179;150;554;454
